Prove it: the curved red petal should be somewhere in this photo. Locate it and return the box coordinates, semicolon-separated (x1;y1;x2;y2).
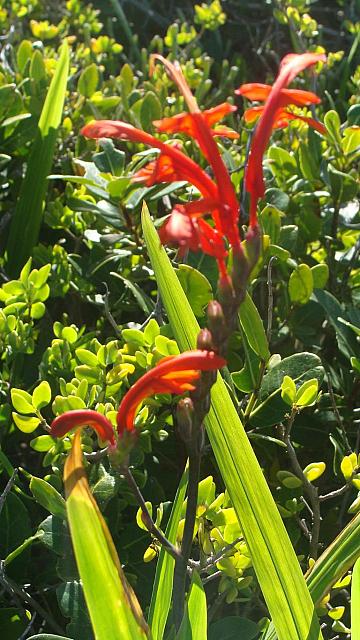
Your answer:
50;409;115;445
236;83;272;100
116;350;226;435
245;52;326;225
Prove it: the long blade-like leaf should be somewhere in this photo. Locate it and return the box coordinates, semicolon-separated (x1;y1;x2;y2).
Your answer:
149;466;188;640
264;510;360;640
177;570;207;640
65;430;148;640
352;558;360;640
142;204;322;640
6;42;69;276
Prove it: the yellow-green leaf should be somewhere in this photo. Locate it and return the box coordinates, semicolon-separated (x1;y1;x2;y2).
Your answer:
64;430;148;639
303;462;326;483
32;381;52;410
11;389;34;415
12;413;40;433
142;205;322;640
352;558;360;639
289;264;313;305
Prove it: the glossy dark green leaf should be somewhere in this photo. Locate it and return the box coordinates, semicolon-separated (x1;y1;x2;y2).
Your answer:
176;264;213;317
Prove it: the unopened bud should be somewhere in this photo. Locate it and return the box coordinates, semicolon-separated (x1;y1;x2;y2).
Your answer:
207;300;227;349
217;273;236;308
176;397;194;445
232;244;250;303
245;224;261;271
197;328;214;351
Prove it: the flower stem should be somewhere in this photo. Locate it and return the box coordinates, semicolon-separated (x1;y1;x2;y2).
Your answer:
173;434;202;629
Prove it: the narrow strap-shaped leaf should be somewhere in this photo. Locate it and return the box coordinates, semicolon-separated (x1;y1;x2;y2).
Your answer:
149;466;188;640
307;510;360;604
352;558;360;640
264;510;360;640
142;204;322;640
6;42;69;276
177;570;207;640
65;430;149;640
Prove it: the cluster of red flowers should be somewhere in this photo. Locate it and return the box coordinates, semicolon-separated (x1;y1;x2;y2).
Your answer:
50;52;325;447
51;350;225;444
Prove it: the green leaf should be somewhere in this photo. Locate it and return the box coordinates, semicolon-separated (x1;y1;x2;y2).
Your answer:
324;110;342;146
250;353;324;428
239;292;270;361
140;91;162;131
30;476;66;519
56;580;93;640
149;468;188;640
142;205;322;640
313;289;357;359
289;264;313;305
64;431;148;639
264;511;360;640
136;502;152;531
277;470;303;489
260;204;283;244
38;516;70;556
78;64;99;98
327;164;358;204
208;616;259;640
17;39;33;73
12;413;40;433
0;493;32;580
268;146;298;184
32;380;52;410
94;139;125;176
303;462;326;482
30;50;46;84
352;558;360;640
311;264;329;289
295;378;318;407
281;375;296;406
30;301;46;319
6;42;69;276
176;264;213;317
177;570;207;640
30;435;55;452
75;348;99;368
11;389;34;414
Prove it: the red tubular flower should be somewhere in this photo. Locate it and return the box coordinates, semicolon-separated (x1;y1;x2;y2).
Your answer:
236;53;326;227
151;55;241;252
237;83;321;107
82;56;242;269
116;350;226;436
243;105;326;135
50;409;116;446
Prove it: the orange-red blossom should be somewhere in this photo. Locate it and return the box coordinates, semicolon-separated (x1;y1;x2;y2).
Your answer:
50;350;225;444
82;56;243;278
236;52;326;227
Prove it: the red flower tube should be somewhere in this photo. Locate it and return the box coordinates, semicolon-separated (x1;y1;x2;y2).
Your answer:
50;409;116;446
116;349;226;436
151;55;241;252
82;56;242;270
236;52;326;227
